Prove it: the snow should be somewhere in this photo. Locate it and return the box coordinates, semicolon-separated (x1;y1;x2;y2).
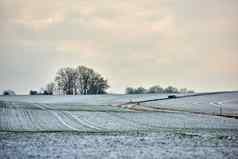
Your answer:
142;92;238;116
1;130;238;159
0;94;170;104
0;92;238;158
1;100;238;131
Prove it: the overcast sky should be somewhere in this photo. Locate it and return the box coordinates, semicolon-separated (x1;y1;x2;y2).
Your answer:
0;0;238;94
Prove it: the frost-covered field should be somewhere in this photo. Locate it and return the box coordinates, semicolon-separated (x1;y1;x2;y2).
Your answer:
1;130;238;159
0;93;171;105
0;92;238;158
142;92;238;116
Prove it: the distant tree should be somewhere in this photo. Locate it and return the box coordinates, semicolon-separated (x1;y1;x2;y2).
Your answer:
179;88;195;94
42;90;48;95
55;67;78;95
75;66;109;95
29;90;38;95
187;90;195;93
148;85;164;94
46;82;55;95
54;66;109;95
126;87;135;94
3;90;16;96
134;87;147;94
75;66;94;95
125;85;194;94
87;75;109;94
126;87;147;94
180;88;188;93
164;86;178;93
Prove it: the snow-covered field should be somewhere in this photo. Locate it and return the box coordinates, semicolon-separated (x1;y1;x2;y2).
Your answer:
1;130;238;159
0;93;170;105
0;92;238;158
142;92;238;116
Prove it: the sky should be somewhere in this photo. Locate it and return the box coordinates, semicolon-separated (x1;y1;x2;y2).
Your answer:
0;0;238;94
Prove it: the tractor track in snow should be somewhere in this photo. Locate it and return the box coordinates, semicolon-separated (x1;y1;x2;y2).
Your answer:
33;103;105;131
32;103;79;131
44;103;107;131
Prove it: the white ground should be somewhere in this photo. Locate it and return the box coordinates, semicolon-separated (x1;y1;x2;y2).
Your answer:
142;92;238;116
0;92;238;158
1;130;238;159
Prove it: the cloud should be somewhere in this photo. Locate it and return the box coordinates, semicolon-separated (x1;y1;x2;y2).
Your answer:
0;0;238;93
56;40;99;58
12;13;65;31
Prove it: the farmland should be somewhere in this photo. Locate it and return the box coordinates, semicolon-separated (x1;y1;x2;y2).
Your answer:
1;92;238;158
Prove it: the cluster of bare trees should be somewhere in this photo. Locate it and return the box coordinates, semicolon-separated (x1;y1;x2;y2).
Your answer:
126;85;194;94
46;65;109;95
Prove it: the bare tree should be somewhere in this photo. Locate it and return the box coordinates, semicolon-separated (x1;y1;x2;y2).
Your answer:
87;74;109;94
76;66;93;95
148;85;164;93
135;87;146;94
54;66;109;95
75;66;109;95
164;86;178;93
180;88;188;94
126;85;194;94
126;87;135;94
55;67;78;95
46;82;55;95
126;87;146;94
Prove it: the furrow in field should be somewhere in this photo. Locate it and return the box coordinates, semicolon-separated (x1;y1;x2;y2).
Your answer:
33;103;80;131
35;103;102;131
141;93;238;117
106;112;157;130
71;111;144;131
1;92;238;132
1;102;71;131
108;111;238;129
68;112;105;130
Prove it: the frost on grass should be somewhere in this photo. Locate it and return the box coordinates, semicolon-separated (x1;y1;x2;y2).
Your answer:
143;92;238;116
1;102;238;131
0;93;238;158
1;130;238;159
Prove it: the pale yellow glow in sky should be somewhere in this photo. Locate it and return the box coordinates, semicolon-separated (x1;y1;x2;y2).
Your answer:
0;0;238;94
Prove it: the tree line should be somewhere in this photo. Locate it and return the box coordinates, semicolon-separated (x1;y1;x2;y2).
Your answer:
31;65;109;95
24;65;194;95
125;86;194;94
